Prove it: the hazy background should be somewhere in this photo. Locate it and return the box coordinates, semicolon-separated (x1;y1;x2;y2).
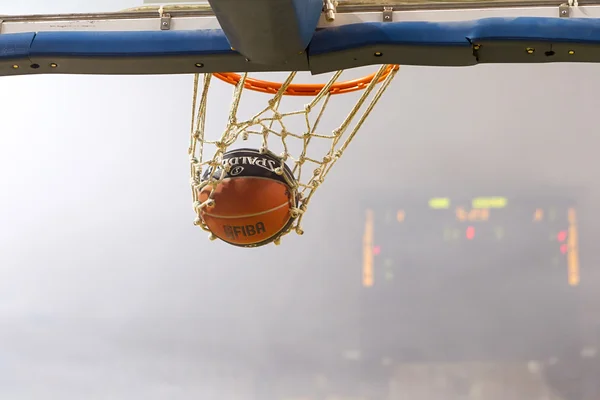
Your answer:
1;0;600;399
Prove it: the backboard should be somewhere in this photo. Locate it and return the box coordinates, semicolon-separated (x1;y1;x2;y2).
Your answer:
1;0;600;78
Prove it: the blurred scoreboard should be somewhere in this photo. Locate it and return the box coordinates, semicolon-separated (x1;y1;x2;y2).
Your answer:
360;195;583;363
363;196;580;288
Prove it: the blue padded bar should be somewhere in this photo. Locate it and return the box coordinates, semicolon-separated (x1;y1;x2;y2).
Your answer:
26;30;310;74
308;17;600;72
30;30;233;57
468;16;600;42
207;0;322;65
3;17;600;77
0;32;35;58
310;20;475;55
308;20;476;72
0;33;36;76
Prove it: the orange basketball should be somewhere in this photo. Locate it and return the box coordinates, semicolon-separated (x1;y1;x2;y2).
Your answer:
198;148;297;247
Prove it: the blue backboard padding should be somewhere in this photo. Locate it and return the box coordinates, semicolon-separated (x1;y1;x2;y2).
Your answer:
310;21;475;54
470;16;600;42
0;32;35;60
310;17;600;55
3;16;600;73
29;30;234;57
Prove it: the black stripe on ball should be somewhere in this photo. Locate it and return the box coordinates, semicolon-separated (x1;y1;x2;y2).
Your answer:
202;148;295;187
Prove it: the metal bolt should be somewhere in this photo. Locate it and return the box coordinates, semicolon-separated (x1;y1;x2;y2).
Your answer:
50;63;58;68
473;44;481;50
194;63;204;68
526;48;535;54
568;50;575;55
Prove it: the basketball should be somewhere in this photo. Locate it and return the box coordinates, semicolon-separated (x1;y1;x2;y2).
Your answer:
198;148;297;247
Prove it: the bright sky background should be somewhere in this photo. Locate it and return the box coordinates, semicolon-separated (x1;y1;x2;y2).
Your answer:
1;0;600;399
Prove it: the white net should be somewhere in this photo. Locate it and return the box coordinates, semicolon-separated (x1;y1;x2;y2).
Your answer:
188;66;399;245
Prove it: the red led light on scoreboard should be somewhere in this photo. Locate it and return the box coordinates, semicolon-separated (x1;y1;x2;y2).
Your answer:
466;226;475;240
557;230;567;242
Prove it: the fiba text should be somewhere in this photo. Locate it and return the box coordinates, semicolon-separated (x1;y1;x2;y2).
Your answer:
223;222;267;240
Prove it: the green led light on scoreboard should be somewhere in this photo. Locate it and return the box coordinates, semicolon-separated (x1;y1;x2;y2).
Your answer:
428;197;450;209
428;197;507;209
472;197;507;209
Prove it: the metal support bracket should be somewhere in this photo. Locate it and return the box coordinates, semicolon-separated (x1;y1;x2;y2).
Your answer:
559;3;570;17
160;12;172;30
383;6;393;22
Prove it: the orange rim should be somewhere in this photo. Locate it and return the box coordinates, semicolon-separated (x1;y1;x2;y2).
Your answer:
212;65;400;96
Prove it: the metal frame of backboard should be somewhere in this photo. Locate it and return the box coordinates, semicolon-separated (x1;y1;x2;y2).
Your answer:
3;1;600;77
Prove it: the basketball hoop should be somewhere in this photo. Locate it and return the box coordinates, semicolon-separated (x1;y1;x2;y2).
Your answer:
189;65;399;246
212;65;399;96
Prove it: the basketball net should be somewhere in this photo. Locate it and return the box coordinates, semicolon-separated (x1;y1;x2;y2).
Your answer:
188;65;399;245
122;4;399;245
